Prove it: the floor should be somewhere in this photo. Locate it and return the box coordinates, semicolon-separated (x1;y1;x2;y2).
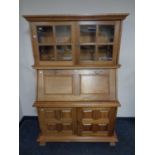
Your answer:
19;117;135;155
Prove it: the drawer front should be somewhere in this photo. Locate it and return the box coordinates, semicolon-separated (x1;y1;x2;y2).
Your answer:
77;107;117;136
37;69;116;101
38;108;76;135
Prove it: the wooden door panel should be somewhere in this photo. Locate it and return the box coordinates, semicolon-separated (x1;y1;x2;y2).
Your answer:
82;108;109;120
81;75;109;94
77;107;117;136
44;76;73;94
80;124;109;136
44;108;72;120
46;123;73;134
38;108;76;136
38;70;75;101
79;69;116;100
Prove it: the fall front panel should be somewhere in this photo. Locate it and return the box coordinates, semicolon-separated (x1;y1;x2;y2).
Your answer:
37;69;116;101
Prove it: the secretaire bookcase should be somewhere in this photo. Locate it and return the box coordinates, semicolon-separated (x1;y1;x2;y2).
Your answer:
23;14;128;146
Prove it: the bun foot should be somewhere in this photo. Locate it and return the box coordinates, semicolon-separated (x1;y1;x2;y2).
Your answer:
109;142;116;146
39;141;46;146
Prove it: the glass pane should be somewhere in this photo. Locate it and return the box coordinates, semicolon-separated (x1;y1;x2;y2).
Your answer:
55;26;71;43
39;46;55;61
98;25;114;43
80;25;96;43
98;45;113;61
80;45;95;61
57;45;72;61
37;26;54;43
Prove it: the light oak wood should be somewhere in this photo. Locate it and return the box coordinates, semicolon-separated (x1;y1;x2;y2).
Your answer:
23;14;128;146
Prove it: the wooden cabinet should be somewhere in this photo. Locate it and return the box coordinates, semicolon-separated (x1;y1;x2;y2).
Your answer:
24;14;128;145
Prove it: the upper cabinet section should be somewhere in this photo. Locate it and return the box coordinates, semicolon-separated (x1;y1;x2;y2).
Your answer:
23;14;128;68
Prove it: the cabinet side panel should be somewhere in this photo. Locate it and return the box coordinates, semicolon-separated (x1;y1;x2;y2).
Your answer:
30;23;39;66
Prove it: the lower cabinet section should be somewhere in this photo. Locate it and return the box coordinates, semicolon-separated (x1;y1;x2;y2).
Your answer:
37;104;118;144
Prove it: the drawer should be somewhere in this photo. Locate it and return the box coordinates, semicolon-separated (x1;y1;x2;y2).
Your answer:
37;69;116;101
38;108;76;136
77;107;117;136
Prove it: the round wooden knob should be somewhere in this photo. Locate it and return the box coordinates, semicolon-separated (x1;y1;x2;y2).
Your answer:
33;35;36;38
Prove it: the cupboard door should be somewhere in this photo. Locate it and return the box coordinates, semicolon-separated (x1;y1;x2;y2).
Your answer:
31;22;75;66
77;21;121;65
77;107;117;136
38;108;76;135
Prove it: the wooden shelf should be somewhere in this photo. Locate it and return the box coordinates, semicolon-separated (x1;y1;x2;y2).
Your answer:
80;43;96;46
56;43;72;46
97;42;114;45
38;43;55;46
52;43;114;46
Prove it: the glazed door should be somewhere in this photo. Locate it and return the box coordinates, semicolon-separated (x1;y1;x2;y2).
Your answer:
77;21;121;65
77;107;117;136
31;22;75;66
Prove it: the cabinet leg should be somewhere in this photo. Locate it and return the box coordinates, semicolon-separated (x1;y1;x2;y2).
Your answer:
109;142;116;146
39;141;46;146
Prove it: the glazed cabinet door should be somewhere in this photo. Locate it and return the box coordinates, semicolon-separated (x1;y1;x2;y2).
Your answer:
77;107;117;136
38;108;76;136
77;21;121;65
30;22;75;66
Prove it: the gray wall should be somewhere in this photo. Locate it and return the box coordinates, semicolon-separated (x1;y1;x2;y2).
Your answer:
19;0;135;117
19;101;23;121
